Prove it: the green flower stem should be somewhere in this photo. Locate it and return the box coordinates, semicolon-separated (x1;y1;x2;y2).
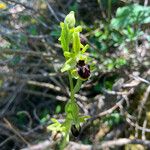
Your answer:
68;71;74;102
68;72;82;102
60;132;69;150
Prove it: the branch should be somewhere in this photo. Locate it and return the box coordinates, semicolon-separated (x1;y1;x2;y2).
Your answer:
97;138;150;149
21;138;150;150
0;49;51;58
3;0;37;12
0;72;63;79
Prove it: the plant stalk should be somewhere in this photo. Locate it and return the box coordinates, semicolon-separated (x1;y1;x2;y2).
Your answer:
68;71;74;102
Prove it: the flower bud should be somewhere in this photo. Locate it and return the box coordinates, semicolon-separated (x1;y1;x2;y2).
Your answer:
71;124;81;137
80;37;86;45
64;11;75;28
77;60;90;79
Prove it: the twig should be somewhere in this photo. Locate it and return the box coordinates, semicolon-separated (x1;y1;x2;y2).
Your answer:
17;111;33;128
144;0;148;6
134;85;150;137
27;34;51;39
102;89;128;95
130;74;150;85
0;83;25;116
126;117;150;132
27;80;62;93
21;140;57;150
4;0;37;12
3;118;30;146
46;0;60;22
0;136;14;148
142;119;147;140
80;87;135;136
98;138;150;149
0;72;63;79
138;85;150;119
0;49;52;58
21;89;67;102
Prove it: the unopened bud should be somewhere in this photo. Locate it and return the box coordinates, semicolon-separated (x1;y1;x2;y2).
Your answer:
64;11;75;28
71;124;81;137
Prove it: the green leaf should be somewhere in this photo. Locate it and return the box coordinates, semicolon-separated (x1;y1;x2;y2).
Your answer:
47;120;61;131
111;4;150;29
65;101;79;124
103;112;123;127
115;57;126;68
55;105;61;114
73;79;82;93
47;118;67;132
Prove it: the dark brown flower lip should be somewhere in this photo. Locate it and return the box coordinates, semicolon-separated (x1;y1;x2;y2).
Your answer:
77;60;85;66
77;60;90;79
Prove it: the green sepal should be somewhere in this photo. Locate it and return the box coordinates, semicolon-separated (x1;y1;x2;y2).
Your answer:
81;44;89;53
73;32;80;53
76;53;87;62
61;58;76;72
71;69;79;79
64;51;71;58
80;43;84;48
74;26;82;32
60;22;70;52
79;115;91;123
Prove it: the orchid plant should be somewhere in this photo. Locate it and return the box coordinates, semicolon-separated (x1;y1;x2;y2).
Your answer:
47;11;92;149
